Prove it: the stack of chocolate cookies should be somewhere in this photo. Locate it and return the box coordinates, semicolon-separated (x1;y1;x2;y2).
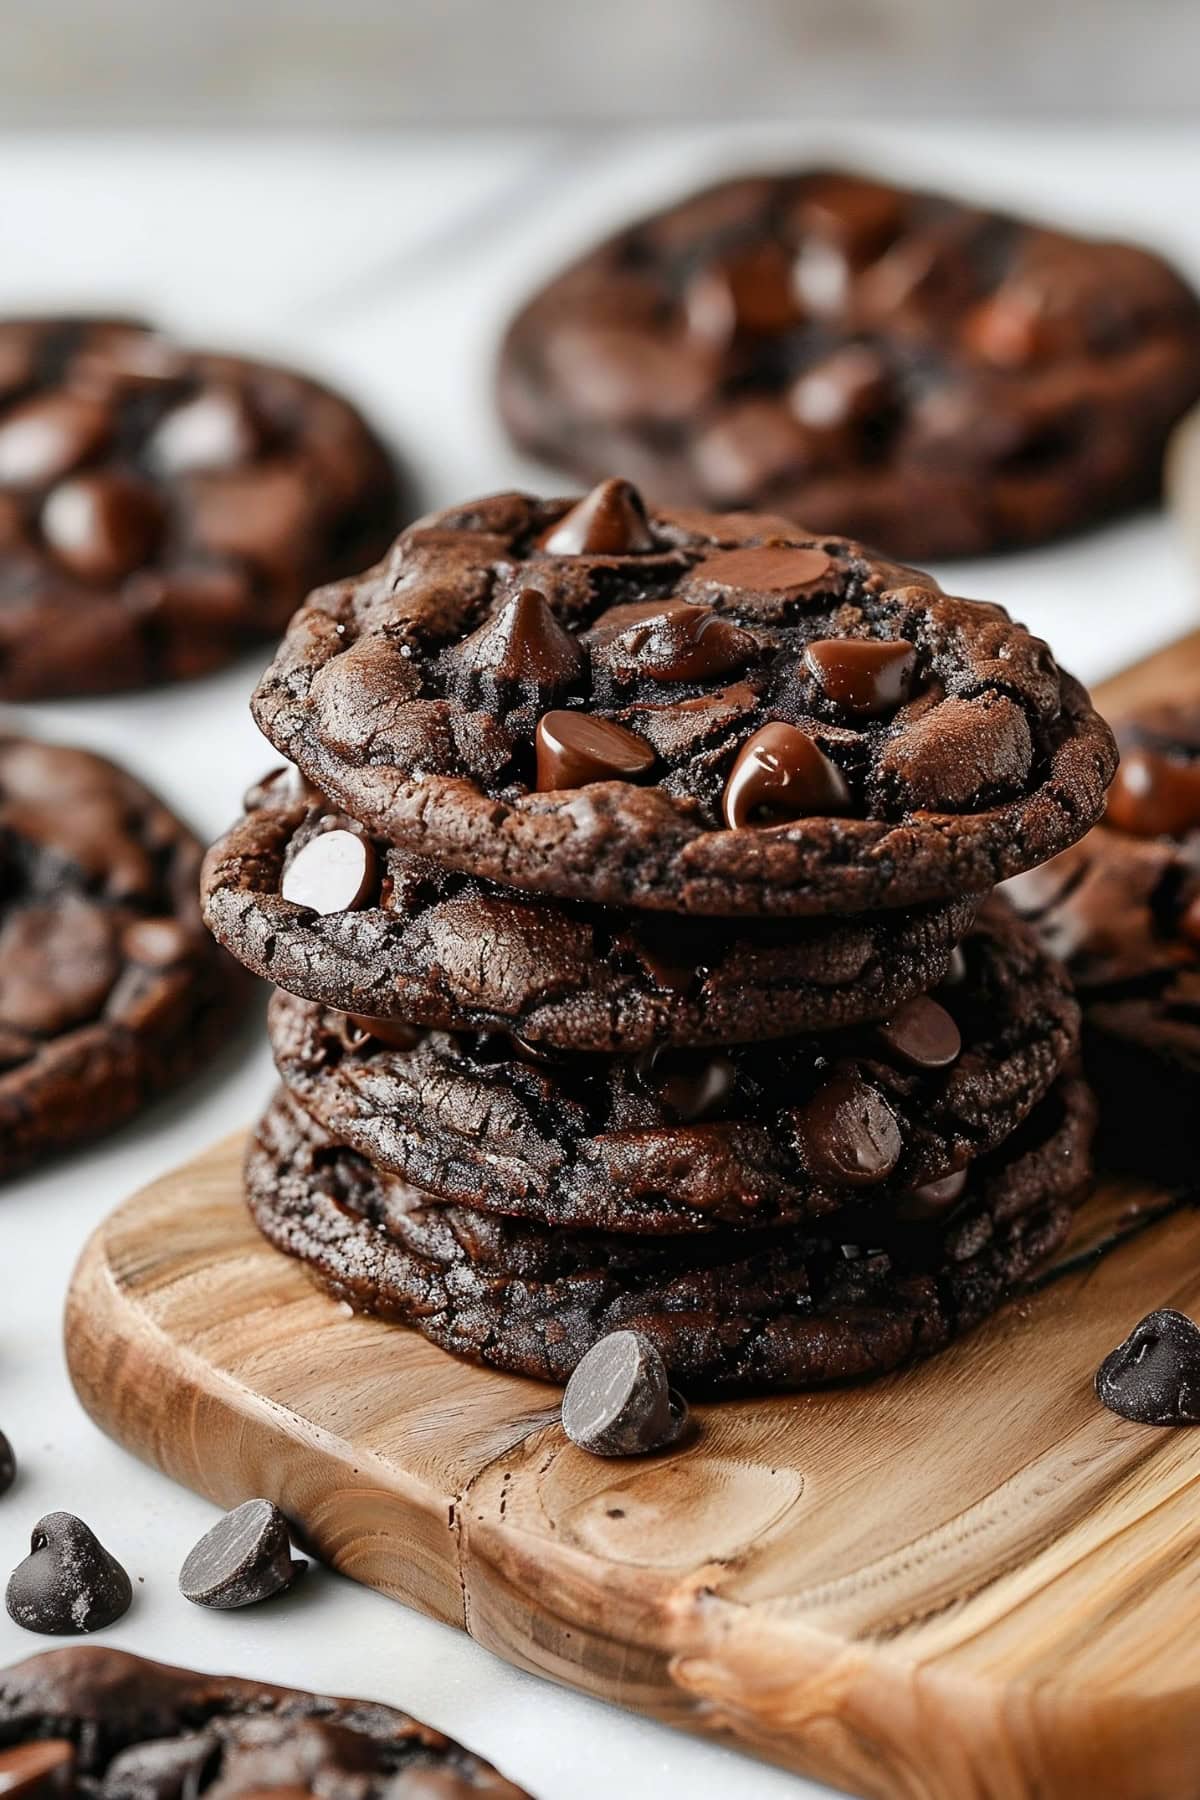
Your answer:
203;480;1117;1393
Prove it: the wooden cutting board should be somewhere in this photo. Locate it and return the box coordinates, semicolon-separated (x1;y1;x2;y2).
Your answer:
66;634;1200;1800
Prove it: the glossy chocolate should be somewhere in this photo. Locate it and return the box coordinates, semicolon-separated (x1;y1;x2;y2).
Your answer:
535;710;656;790
722;722;850;829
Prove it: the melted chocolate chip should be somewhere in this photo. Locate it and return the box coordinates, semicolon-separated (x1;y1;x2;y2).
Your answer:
647;1049;735;1122
590;598;755;682
538;478;655;555
1095;1308;1200;1425
722;722;850;829
0;1742;75;1800
0;1427;14;1496
874;995;962;1070
1106;746;1200;839
179;1498;306;1609
688;544;833;594
122;917;193;968
281;828;377;915
535;711;656;790
341;1013;424;1051
5;1512;132;1635
561;1330;688;1457
451;587;585;701
896;1165;968;1221
150;385;262;474
0;391;110;487
790;345;893;431
794;1071;902;1187
40;472;164;583
805;637;917;717
684;243;800;343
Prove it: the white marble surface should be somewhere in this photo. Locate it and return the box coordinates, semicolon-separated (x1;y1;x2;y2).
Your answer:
0;124;1197;1799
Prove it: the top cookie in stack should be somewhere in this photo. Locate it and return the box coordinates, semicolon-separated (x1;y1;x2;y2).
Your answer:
205;479;1116;1393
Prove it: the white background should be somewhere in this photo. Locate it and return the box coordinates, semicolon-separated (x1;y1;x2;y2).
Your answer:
0;125;1197;1798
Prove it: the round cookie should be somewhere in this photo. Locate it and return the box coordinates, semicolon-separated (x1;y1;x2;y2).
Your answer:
0;316;405;697
1007;702;1200;1186
250;485;1116;918
247;1075;1094;1392
267;900;1080;1234
0;736;245;1177
202;769;978;1050
497;168;1200;560
0;1646;529;1796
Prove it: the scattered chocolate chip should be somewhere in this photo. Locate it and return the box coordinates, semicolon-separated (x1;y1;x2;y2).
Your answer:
179;1497;306;1610
1096;1308;1200;1425
794;1071;902;1187
0;1427;14;1495
5;1512;132;1634
689;544;833;594
534;710;656;790
873;995;962;1070
1106;746;1200;838
804;637;917;716
0;1741;75;1799
40;472;165;583
589;599;754;683
538;478;655;555
896;1166;968;1221
451;587;585;701
722;721;850;828
562;1330;688;1457
280;828;377;915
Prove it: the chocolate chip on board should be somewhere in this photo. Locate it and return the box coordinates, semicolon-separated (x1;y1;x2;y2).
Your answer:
1095;1309;1200;1425
561;1330;689;1456
5;1513;132;1635
178;1498;306;1610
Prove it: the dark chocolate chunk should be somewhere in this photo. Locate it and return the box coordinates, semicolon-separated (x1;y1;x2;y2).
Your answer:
534;710;656;790
5;1512;132;1635
40;472;165;583
795;1071;902;1187
0;1742;75;1800
0;1428;14;1496
1105;746;1200;838
538;478;654;555
178;1497;305;1610
804;637;917;717
689;544;833;594
1095;1309;1200;1425
588;599;754;683
280;827;376;915
450;587;585;701
874;995;962;1070
561;1330;688;1456
722;722;850;828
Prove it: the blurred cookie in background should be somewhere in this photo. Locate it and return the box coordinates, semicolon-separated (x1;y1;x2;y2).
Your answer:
498;168;1200;560
0;317;407;697
0;734;247;1177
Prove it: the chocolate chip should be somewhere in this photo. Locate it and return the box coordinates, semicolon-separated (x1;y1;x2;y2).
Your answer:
1106;746;1200;839
689;544;833;594
344;1012;424;1051
5;1512;132;1634
722;722;850;829
0;1427;14;1495
538;478;655;555
179;1497;306;1609
562;1330;688;1457
684;242;800;343
790;345;893;431
41;472;164;583
451;588;585;701
0;391;110;487
873;995;962;1070
1096;1309;1200;1425
896;1166;968;1221
589;598;755;683
0;1742;75;1800
644;1049;735;1122
149;384;262;474
122;917;194;968
281;828;377;914
794;1071;902;1187
804;637;917;717
102;1736;218;1800
534;711;656;791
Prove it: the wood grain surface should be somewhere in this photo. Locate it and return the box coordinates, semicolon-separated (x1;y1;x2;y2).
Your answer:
65;634;1200;1800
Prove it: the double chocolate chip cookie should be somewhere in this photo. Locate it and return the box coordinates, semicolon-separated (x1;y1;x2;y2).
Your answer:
0;316;404;697
498;169;1200;559
1009;702;1200;1186
251;485;1115;918
0;735;244;1176
0;1646;529;1797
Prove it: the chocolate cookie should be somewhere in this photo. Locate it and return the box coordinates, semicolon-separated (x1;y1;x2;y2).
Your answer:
1008;702;1200;1185
497;169;1200;560
203;770;977;1050
247;1074;1093;1391
0;317;404;697
267;900;1079;1233
0;1645;529;1796
250;486;1115;918
0;736;245;1177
